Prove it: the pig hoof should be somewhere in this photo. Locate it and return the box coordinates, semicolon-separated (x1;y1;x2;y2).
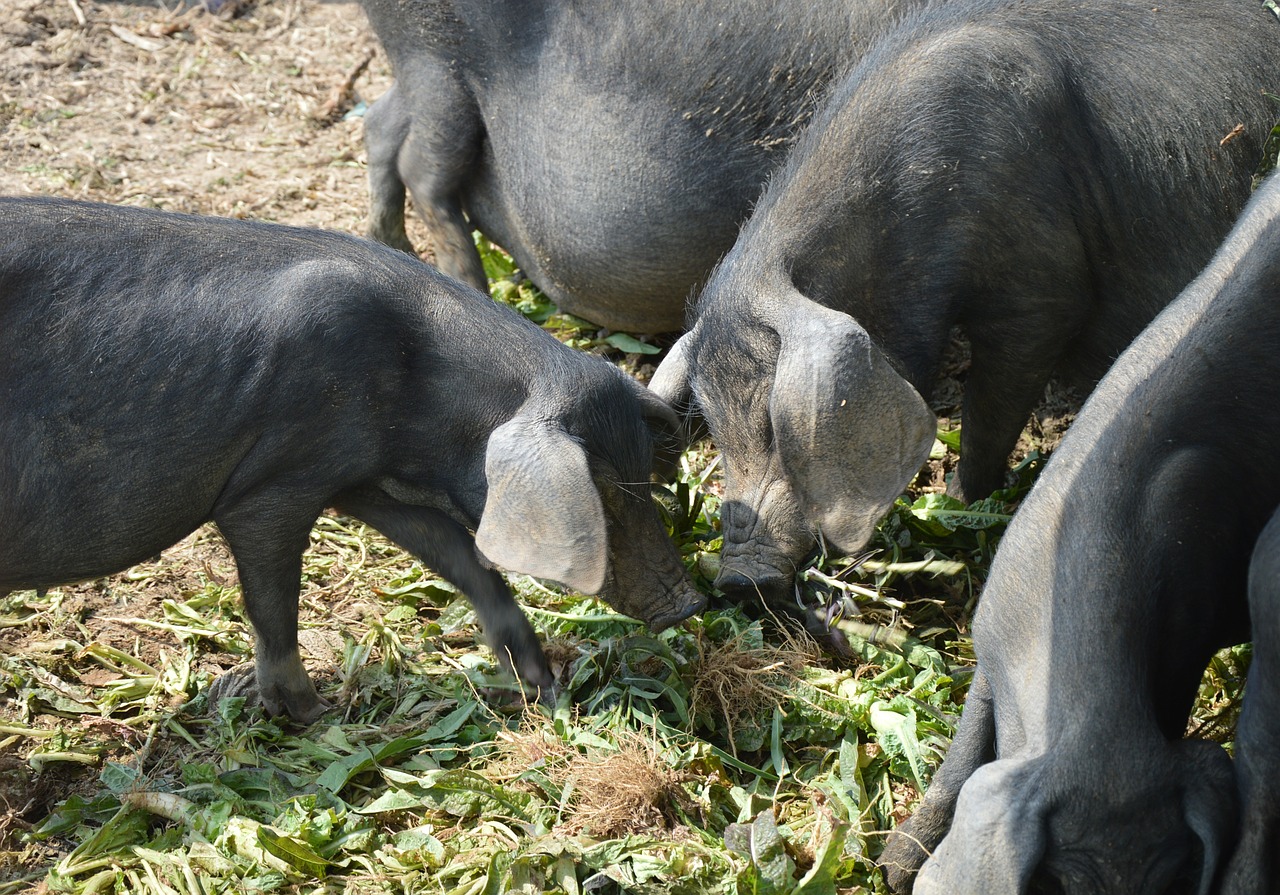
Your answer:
879;826;928;893
258;680;331;726
507;661;556;706
487;624;555;693
480;680;557;710
207;663;261;713
532;680;559;706
283;694;332;726
208;663;331;725
255;652;330;724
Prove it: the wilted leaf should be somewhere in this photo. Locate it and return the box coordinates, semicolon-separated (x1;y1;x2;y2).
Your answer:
793;820;848;895
726;810;796;894
869;701;928;791
257;826;330;877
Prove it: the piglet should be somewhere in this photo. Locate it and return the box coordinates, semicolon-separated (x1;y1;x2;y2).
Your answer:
0;197;704;723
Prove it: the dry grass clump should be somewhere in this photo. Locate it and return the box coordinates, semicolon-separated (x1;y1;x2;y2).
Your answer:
687;625;817;754
565;737;696;839
488;717;575;784
490;721;692;839
560;734;692;839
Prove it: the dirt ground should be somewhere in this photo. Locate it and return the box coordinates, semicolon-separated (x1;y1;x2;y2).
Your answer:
1;0;408;235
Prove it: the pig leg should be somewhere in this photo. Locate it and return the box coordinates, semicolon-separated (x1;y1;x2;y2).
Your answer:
337;497;555;696
949;326;1067;502
364;68;488;292
880;671;996;894
216;507;330;724
1220;513;1280;895
363;81;417;256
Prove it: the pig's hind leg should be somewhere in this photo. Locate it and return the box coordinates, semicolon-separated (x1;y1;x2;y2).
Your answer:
364;81;417;256
337;497;555;699
214;504;331;725
363;70;487;291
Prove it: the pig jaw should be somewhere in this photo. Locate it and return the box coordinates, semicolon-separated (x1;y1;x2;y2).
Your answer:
593;563;706;632
713;467;890;605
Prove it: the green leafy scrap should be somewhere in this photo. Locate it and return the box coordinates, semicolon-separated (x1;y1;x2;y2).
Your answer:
725;810;796;894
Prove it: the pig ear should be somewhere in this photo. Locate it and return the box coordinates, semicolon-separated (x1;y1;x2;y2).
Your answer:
475;416;608;594
647;326;704;480
769;300;935;552
1175;740;1238;895
628;379;684;481
914;760;1046;895
649;326;698;412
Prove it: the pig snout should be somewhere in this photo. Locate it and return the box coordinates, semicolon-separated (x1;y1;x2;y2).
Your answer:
714;495;812;606
715;556;795;606
645;581;708;632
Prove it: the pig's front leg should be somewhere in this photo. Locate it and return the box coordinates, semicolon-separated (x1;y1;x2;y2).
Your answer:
950;315;1071;502
216;503;331;724
338;497;555;698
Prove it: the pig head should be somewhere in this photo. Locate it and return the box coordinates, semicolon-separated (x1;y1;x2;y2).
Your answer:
473;381;702;635
655;0;1280;603
911;742;1236;895
651;279;935;603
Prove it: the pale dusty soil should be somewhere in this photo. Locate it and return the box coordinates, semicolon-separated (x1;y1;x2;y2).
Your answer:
0;0;416;236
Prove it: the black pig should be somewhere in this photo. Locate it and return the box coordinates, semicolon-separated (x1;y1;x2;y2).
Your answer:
652;0;1280;603
882;172;1280;894
357;0;925;333
1225;501;1280;895
0;197;703;724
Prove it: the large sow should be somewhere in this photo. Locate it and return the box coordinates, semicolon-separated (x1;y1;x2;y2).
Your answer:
882;173;1280;894
652;0;1280;602
357;0;922;333
0;198;703;724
